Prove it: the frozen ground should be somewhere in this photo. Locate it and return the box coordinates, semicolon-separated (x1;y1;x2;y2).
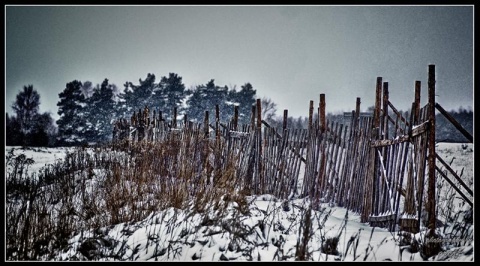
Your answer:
4;142;474;261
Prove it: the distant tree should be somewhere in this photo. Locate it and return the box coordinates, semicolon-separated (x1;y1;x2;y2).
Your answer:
118;73;157;119
84;78;116;144
261;97;277;123
185;80;258;124
56;80;87;146
185;85;207;123
234;83;256;124
185;79;230;123
29;112;56;147
6;113;23;146
12;85;40;137
155;73;186;118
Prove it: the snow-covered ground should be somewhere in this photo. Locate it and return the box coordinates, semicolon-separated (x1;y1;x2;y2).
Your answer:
4;142;474;261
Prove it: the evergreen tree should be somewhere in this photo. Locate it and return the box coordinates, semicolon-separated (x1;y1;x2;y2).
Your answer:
155;73;186;119
235;83;256;124
185;86;207;122
29;112;56;147
56;80;86;146
84;79;116;144
81;81;94;98
6;113;23;146
185;80;257;124
12;85;40;137
118;73;157;119
185;79;227;123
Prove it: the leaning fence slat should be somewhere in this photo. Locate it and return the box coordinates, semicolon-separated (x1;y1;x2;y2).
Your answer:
435;102;473;143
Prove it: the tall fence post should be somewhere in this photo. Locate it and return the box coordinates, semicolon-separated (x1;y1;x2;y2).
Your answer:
320;94;326;133
319;94;327;197
414;80;423;233
427;65;436;232
283;109;288;132
414;81;421;125
215;104;220;139
380;82;389;216
251;105;256;132
204;111;209;138
426;64;440;255
173;107;177;129
256;98;263;193
373;77;383;215
308;100;314;131
383;82;389;141
354;97;361;130
203;110;210;185
233;105;239;131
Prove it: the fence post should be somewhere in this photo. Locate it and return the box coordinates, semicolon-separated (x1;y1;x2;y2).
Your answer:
256;98;263;193
383;82;389;140
374;78;382;216
203;110;210;185
251;105;256;132
233;105;239;131
308;100;314;131
283;109;288;132
414;81;421;125
355;97;361;130
173;107;177;129
318;94;327;203
204;111;209;138
320;94;326;133
426;64;440;255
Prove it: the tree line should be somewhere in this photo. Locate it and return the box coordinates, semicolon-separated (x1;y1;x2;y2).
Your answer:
6;72;473;147
6;73;278;146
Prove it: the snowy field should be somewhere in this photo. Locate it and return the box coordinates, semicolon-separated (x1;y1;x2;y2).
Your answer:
4;142;474;261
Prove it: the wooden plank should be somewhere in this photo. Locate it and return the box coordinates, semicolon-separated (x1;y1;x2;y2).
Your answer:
371;135;410;147
369;213;396;222
435;165;473;207
435;102;473;143
335;128;349;206
435;153;473;196
388;101;410;128
411;120;429;137
370;118;428;149
328;123;343;203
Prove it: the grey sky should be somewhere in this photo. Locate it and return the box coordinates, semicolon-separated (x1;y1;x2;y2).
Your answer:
5;5;473;121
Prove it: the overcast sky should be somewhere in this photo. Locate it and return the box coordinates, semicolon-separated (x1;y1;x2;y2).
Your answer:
5;5;473;121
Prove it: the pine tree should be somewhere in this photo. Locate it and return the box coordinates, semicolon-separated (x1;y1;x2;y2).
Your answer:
118;73;157;120
185;79;226;122
84;79;116;144
185;87;206;122
235;83;256;124
56;80;86;146
155;73;186;119
6;113;23;146
29;112;56;147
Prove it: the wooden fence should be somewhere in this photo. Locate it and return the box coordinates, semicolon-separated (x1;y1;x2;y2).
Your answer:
112;64;473;233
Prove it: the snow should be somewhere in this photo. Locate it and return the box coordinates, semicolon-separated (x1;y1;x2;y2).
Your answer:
5;146;77;175
4;142;473;261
